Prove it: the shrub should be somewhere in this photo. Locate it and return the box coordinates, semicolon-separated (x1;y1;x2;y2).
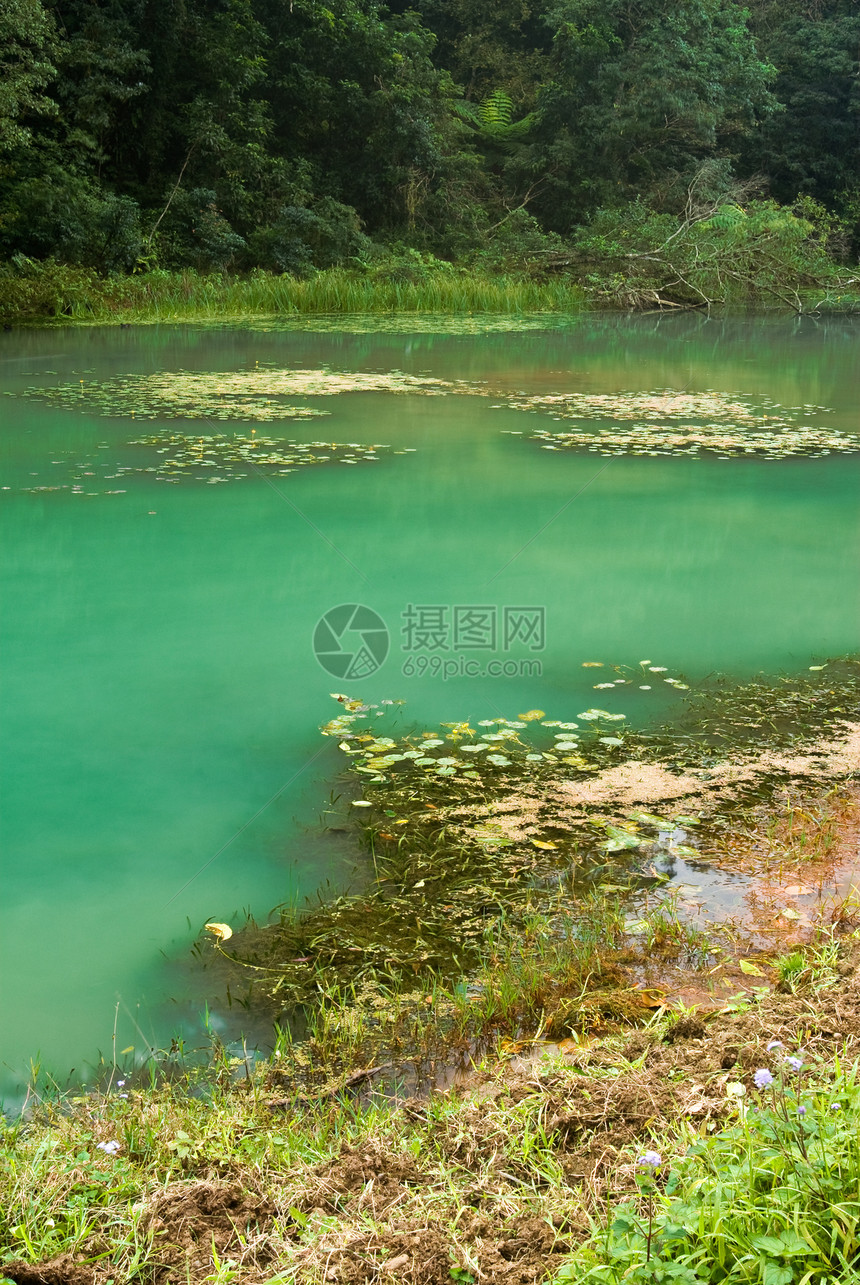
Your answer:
0;174;142;272
0;257;102;320
573;195;851;311
247;198;373;274
468;208;568;275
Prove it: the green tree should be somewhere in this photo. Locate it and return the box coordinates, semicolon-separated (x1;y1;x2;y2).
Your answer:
132;0;276;251
257;0;476;238
413;0;551;107
0;0;147;270
741;0;860;248
49;0;149;177
0;0;56;152
530;0;776;229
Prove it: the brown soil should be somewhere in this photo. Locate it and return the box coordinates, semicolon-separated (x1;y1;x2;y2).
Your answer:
140;1180;277;1282
1;1256;100;1285
300;1143;425;1217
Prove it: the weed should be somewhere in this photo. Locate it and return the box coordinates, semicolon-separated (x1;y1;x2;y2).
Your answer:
775;930;841;994
635;894;713;969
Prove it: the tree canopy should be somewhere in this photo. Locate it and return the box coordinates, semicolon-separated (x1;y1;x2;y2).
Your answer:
0;0;856;272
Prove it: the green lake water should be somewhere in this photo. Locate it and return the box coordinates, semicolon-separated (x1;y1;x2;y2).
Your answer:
1;313;858;1102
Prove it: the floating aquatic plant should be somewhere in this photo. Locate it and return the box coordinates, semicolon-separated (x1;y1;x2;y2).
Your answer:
492;389;858;459
19;432;394;494
531;425;859;459
321;692;640;795
13;365;484;423
125;431;390;483
504;390;825;427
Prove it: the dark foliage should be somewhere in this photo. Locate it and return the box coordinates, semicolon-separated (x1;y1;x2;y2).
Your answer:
0;0;857;279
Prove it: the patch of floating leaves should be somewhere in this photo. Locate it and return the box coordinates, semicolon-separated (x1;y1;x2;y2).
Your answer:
494;389;859;459
14;365;483;422
321;660;694;796
18;432;393;493
125;432;390;484
322;689;639;790
508;390;816;427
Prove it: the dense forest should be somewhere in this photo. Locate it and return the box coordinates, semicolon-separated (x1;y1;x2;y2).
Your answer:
1;0;859;307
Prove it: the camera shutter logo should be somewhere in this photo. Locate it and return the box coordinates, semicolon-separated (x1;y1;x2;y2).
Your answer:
313;604;389;679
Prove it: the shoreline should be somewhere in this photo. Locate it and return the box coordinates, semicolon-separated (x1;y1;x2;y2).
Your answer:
2;664;859;1283
2;778;858;1284
3;265;859;328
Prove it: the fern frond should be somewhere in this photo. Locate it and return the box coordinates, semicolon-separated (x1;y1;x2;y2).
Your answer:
451;99;482;127
478;90;514;132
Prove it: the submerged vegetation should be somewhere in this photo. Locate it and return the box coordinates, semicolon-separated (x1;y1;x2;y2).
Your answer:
214;662;860;1012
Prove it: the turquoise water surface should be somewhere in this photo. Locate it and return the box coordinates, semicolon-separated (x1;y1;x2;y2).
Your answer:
1;313;858;1101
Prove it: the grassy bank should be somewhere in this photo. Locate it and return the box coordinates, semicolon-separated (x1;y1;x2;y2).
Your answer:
0;263;586;325
2;241;859;327
3;912;860;1285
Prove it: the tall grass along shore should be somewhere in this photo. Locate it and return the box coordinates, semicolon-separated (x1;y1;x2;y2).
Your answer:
0;264;586;326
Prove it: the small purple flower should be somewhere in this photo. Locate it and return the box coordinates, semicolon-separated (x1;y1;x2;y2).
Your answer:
96;1140;120;1155
798;1106;807;1116
754;1068;774;1089
831;1103;842;1112
766;1040;784;1052
785;1056;804;1072
637;1150;662;1168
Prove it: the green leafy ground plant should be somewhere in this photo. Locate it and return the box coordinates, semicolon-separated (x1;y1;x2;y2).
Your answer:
560;1046;860;1283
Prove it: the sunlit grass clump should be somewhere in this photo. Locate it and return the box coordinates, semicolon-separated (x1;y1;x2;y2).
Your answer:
0;264;586;324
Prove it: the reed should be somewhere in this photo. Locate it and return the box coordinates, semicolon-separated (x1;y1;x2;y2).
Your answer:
0;262;586;324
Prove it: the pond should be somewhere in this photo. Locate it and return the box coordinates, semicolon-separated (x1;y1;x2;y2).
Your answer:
1;312;858;1103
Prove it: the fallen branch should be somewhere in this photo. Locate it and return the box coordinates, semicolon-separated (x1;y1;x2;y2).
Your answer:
267;1064;391;1110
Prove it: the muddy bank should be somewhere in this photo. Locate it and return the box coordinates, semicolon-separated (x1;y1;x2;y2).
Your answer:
7;920;860;1285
